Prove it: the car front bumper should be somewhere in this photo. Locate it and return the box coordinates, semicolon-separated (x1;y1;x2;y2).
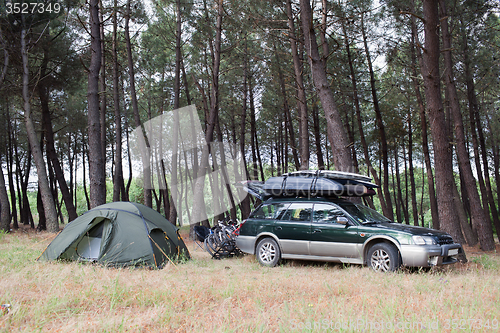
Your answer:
400;243;462;267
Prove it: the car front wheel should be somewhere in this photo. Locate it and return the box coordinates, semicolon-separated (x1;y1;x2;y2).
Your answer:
256;238;281;267
367;243;401;272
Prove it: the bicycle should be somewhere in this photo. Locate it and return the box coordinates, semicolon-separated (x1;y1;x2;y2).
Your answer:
203;218;242;259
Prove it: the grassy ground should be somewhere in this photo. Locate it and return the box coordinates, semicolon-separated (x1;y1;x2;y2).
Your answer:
1;228;499;332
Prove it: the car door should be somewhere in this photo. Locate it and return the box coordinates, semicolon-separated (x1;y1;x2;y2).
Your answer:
274;202;313;255
309;203;362;259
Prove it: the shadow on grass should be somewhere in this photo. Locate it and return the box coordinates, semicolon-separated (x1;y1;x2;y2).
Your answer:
277;259;361;271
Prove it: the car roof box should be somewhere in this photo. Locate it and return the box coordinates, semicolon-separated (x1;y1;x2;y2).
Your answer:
239;170;378;200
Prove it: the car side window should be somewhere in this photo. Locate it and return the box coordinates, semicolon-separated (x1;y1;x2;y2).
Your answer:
250;203;290;219
312;203;346;224
280;203;313;222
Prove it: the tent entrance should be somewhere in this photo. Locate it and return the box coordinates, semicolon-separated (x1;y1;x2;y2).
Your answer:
77;222;104;261
149;229;175;268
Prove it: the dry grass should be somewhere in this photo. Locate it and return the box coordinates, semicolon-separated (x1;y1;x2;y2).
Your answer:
1;228;500;332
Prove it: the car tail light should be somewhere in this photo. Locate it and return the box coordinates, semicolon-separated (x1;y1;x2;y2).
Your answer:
234;219;246;236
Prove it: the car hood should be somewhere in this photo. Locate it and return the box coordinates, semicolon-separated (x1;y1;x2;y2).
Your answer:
368;222;451;237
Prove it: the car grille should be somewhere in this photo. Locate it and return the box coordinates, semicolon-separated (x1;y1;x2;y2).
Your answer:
437;236;454;245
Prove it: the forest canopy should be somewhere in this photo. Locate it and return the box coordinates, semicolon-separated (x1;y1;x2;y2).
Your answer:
0;0;499;250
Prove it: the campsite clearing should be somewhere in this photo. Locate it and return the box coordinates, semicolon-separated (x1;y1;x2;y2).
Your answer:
1;226;500;332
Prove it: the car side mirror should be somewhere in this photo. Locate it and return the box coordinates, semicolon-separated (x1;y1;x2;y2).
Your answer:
336;216;349;226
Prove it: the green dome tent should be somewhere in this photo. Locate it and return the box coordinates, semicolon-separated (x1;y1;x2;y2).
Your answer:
39;202;190;268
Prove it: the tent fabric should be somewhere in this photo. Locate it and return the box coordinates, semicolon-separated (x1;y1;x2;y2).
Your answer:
39;202;190;268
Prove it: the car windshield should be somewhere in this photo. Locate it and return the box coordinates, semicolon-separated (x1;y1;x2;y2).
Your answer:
337;202;391;224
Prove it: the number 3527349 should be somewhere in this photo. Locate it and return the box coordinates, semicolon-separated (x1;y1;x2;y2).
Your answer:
6;2;61;14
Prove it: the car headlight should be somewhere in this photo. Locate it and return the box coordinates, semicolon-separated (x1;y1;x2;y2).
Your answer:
412;235;436;245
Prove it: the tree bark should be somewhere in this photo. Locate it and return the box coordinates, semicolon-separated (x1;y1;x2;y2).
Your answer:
461;15;500;245
299;0;353;171
125;0;152;208
311;102;325;170
99;0;107;175
439;0;488;247
407;112;419;226
6;110;18;229
394;147;403;223
112;0;125;202
6;128;17;229
286;0;309;170
341;16;383;211
239;39;251;219
190;0;223;237
0;161;10;232
0;28;11;232
408;7;439;230
81;135;91;211
420;0;464;243
475;107;500;242
87;0;106;208
21;24;59;232
274;43;300;171
361;13;394;221
249;73;259;179
168;0;183;225
38;69;78;221
489;117;500;234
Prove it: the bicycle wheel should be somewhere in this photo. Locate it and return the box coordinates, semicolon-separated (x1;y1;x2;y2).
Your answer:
204;234;218;257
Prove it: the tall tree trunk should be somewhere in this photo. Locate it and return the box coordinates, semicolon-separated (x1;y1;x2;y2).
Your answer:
274;43;299;171
21;24;59;232
341;16;383;211
439;0;487;247
99;0;107;173
407;111;419;226
299;0;353;171
82;135;91;211
0;163;10;232
87;0;106;208
361;13;394;220
489;117;500;231
420;0;465;244
112;0;125;202
286;0;309;170
190;0;223;237
394;148;403;223
17;140;32;226
461;17;500;245
124;96;132;202
215;120;237;222
0;28;11;232
125;0;152;207
343;96;359;172
249;73;259;179
401;143;410;224
39;77;78;222
239;40;251;219
67;134;74;207
36;187;46;230
37;44;78;222
409;6;439;229
311;102;325;170
475;107;500;241
6;123;17;229
169;0;182;224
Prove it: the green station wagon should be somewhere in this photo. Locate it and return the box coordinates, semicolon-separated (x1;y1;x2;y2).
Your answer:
236;172;463;272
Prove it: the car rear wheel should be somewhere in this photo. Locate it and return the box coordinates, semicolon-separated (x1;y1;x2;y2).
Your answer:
367;243;401;272
256;238;280;267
